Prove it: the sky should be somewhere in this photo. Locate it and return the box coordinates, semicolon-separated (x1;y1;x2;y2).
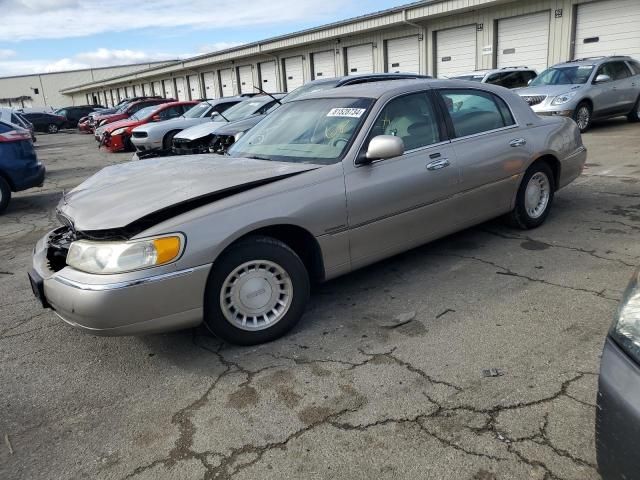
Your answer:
0;0;413;77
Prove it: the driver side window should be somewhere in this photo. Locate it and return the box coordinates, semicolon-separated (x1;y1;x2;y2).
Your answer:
368;92;440;152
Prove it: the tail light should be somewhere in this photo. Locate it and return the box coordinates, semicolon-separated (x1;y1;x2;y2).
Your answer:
0;129;32;143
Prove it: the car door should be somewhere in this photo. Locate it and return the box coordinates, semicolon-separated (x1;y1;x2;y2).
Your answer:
611;61;637;112
592;62;630;116
344;90;461;269
436;88;531;225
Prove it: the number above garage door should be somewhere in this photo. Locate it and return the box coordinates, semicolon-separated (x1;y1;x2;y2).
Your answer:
312;51;336;80
386;36;420;74
497;11;550;73
574;0;640;60
436;25;477;78
346;44;374;75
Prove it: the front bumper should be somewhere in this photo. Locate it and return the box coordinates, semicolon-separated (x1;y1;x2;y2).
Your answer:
30;229;210;336
596;337;640;479
131;135;162;152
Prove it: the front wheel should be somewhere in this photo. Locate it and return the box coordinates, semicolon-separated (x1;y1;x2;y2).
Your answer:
627;96;640;123
47;123;59;134
573;102;592;133
163;130;180;150
506;162;555;230
203;236;310;345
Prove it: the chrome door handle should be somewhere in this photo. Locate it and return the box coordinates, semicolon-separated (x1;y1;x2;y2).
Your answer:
426;158;450;171
510;138;527;147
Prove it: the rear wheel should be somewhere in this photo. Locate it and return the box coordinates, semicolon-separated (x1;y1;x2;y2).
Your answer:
573;102;592;133
47;123;59;134
0;177;11;214
163;130;180;150
203;236;310;345
506;162;555;230
627;96;640;123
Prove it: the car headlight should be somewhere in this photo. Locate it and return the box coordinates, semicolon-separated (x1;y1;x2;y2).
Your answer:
551;92;577;106
610;269;640;363
111;127;128;136
66;234;184;274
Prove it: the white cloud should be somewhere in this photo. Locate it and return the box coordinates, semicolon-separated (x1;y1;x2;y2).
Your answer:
0;48;187;76
0;49;16;59
0;0;345;41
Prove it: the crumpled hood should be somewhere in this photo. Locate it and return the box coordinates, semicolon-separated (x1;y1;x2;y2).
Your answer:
174;120;228;141
58;155;320;232
104;118;139;133
515;84;584;98
133;116;206;134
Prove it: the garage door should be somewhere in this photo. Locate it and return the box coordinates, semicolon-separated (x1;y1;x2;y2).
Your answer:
163;79;175;99
187;75;200;99
436;25;477;78
118;87;125;101
575;0;640;60
346;44;374;75
498;11;550;73
203;72;217;99
175;77;187;101
142;83;151;96
152;82;162;97
284;56;304;91
259;61;278;93
219;69;234;97
312;51;336;79
236;66;253;94
386;36;420;73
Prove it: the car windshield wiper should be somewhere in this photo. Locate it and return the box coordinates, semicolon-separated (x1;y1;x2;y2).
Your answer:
245;154;271;161
212;111;230;122
253;86;283;106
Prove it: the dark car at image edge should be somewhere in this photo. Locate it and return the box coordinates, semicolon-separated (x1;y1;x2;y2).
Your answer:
0;120;45;214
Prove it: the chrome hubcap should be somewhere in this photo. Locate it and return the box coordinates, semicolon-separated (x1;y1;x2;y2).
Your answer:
524;172;551;219
576;107;589;130
220;260;293;331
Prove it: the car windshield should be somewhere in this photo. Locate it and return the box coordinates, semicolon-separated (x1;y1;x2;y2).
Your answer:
213;99;271;122
283;80;341;102
529;65;594;86
228;97;372;165
451;75;485;82
184;102;212;118
131;105;159;120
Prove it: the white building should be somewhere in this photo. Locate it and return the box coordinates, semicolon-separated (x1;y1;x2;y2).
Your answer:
0;61;177;109
4;0;640;107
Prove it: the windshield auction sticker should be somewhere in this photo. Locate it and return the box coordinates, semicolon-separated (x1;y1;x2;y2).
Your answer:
327;108;366;118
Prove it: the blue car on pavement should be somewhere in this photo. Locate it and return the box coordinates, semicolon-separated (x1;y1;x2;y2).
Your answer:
0;120;45;214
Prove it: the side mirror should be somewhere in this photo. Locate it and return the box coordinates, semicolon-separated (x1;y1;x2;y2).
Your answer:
357;135;404;164
595;74;611;84
151;114;161;122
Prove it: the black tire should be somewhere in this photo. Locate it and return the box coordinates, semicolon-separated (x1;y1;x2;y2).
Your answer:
203;236;310;345
627;96;640;123
0;176;11;215
506;162;555;230
573;101;592;133
163;130;180;150
47;123;59;134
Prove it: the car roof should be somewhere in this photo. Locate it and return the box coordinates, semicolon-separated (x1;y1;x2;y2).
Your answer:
555;56;633;68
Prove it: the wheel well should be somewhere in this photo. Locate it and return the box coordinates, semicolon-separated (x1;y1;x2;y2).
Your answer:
577;98;593;111
230;225;326;283
532;155;561;190
0;170;16;191
163;129;181;148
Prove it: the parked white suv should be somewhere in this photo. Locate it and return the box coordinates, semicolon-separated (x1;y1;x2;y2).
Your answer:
450;67;538;89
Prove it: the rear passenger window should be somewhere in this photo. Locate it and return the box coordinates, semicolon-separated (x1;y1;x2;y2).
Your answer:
439;89;515;138
368;92;440;151
627;61;640;76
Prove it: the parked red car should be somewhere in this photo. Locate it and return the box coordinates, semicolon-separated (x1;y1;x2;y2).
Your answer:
99;101;198;152
77;116;92;133
92;98;173;130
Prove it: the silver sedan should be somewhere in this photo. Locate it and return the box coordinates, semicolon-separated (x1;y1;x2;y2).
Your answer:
29;79;586;345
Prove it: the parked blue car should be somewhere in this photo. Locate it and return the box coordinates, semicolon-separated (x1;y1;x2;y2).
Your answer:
0;120;45;214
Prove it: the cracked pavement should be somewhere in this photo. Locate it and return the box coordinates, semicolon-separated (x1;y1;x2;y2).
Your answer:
1;120;639;479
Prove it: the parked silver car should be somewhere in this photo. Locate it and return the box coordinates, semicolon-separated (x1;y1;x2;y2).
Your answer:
29;79;586;345
516;56;640;132
130;97;245;153
172;94;286;155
